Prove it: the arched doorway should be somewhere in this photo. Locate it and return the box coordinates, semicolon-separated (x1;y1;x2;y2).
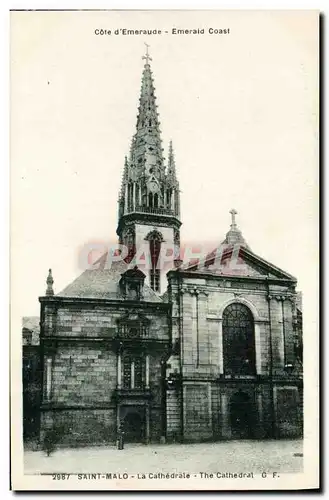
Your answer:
229;391;255;439
123;411;145;443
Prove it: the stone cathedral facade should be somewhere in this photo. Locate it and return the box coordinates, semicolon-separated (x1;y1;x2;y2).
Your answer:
38;52;303;446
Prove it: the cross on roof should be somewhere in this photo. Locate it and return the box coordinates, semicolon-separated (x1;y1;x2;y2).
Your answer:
230;208;238;226
142;43;152;65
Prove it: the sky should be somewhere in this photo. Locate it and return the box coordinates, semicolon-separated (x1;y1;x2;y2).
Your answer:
10;10;318;317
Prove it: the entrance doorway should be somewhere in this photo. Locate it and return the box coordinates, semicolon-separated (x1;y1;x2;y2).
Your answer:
123;411;145;443
229;391;255;439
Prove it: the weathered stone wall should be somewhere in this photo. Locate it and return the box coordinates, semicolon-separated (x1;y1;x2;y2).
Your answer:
168;274;298;377
40;408;116;446
166;389;181;442
183;382;212;442
179;382;302;442
44;304;169;342
166;272;302;442
51;344;117;405
40;300;170;446
148;351;165;406
274;385;302;438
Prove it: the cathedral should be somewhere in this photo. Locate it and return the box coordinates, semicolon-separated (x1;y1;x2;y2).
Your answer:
37;49;303;446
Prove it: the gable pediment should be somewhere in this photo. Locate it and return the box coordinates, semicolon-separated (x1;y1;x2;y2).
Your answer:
184;246;296;281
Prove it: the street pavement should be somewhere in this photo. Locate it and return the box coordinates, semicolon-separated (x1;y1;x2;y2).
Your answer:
24;439;303;476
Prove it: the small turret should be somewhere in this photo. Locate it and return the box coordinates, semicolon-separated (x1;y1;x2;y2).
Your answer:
46;269;54;296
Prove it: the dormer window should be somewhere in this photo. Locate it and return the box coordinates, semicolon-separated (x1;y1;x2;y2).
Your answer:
119;266;146;300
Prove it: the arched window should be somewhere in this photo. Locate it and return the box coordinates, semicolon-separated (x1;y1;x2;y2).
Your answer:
148;192;154;208
124;228;135;263
222;303;256;376
145;230;163;293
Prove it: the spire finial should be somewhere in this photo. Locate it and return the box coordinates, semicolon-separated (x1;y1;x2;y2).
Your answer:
46;268;54;296
230;208;238;228
142;43;152;65
222;209;249;249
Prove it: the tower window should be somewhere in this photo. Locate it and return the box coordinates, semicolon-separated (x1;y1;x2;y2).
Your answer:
146;231;162;293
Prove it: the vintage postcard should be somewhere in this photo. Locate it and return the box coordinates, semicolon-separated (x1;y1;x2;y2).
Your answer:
10;9;319;491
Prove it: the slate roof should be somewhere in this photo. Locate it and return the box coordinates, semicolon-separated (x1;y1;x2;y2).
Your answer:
56;256;163;303
22;316;40;332
22;316;40;345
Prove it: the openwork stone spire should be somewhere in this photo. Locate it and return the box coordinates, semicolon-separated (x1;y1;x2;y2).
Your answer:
117;47;181;221
133;44;164;180
222;209;249;248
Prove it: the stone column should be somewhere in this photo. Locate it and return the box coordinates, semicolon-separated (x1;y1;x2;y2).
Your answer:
191;293;198;366
220;392;230;438
278;297;286;369
117;351;122;389
145;406;150;444
131;361;135;389
198;293;209;365
145;355;150;388
218;320;224;374
208;383;212;431
116;405;121;438
45;357;53;400
257;392;263;426
254;322;262;375
283;298;295;365
268;295;285;371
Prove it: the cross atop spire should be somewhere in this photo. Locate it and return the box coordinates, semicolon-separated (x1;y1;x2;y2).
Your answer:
142;43;152;65
230;208;238;227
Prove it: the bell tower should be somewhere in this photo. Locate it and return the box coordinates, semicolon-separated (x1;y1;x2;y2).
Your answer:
117;45;181;294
